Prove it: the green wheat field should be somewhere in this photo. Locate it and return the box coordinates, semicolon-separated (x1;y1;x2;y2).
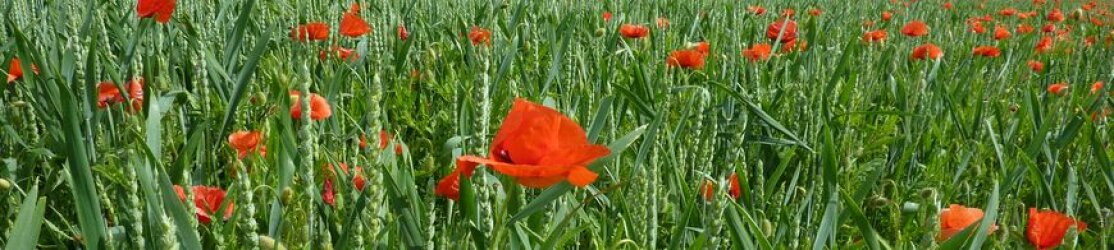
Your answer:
1;0;1112;249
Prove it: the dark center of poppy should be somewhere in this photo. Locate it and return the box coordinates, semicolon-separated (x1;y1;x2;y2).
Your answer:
495;149;513;164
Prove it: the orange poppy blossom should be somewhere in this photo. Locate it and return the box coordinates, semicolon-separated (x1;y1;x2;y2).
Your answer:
1027;208;1087;250
1041;24;1056;33
780;39;808;53
95;78;145;113
379;130;404;154
692;41;710;55
289;91;333;121
742;43;773;62
766;19;799;43
397;24;410;41
1090;81;1105;94
993;26;1011;40
1018;24;1036;34
1047;9;1065;22
434;99;611;200
781;8;796;18
339;3;371;38
291;22;330;42
136;0;176;24
666;49;706;69
882;11;893;22
618;24;650;39
1047;83;1070;95
1035;36;1054;53
901;20;930;37
937;204;998;241
863;30;888;43
318;47;357;61
1027;60;1045;72
971;46;1001;57
999;8;1018;16
748;5;766;16
808;8;822;17
321;163;367;206
700;174;741;202
911;43;943;60
6;58;39;84
602;12;612;22
968;21;987;34
174;185;234;225
942;2;953;10
468;26;493;45
228;131;264;159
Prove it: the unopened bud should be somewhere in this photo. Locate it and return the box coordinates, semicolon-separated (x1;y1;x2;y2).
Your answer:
868;195;890;208
594;28;606;37
282;187;294;205
0;178;10;190
761;219;774;236
259;235;286;250
919;188;937;199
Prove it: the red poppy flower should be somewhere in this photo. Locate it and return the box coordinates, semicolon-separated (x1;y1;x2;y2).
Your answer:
781;39;807;53
1027;208;1087;249
1036;36;1054;53
911;43;943;60
1000;8;1017;16
324;163;367;193
291;22;330;42
95;78;144;113
863;30;888;43
435;99;611;200
943;2;953;10
938;204;998;241
359;134;369;149
1028;60;1045;72
318;47;357;61
766;19;799;43
602;12;612;22
781;8;796;18
1042;24;1056;33
1018;24;1036;34
1047;9;1065;22
666;49;706;69
882;11;893;22
1090;18;1104;27
1048;83;1070;95
901;21;930;37
137;0;176;24
692;41;710;54
379;130;404;154
1091;81;1105;94
808;8;822;17
322;179;336;206
397;24;410;41
339;3;371;38
742;43;773;62
972;46;1001;57
174;185;234;225
748;6;766;15
228;131;263;159
700;174;741;202
619;24;650;39
968;21;987;34
468;26;492;45
6;58;38;84
993;26;1012;40
289;91;332;121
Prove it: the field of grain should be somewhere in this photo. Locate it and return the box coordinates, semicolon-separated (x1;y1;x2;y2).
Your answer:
0;0;1112;249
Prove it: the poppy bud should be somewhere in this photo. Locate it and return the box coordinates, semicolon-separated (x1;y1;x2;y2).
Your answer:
594;28;606;37
919;187;937;199
869;195;890;208
282;187;294;205
0;178;10;190
761;219;774;236
1009;104;1020;113
902;202;920;213
259;235;287;250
